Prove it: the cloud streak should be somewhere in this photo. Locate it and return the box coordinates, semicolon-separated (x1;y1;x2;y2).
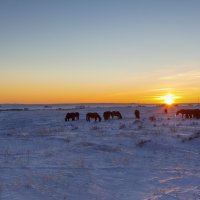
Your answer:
160;70;200;80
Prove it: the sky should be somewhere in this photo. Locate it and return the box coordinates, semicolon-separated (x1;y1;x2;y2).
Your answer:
1;0;200;104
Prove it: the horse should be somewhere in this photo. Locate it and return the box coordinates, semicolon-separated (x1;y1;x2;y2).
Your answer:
176;109;200;119
176;109;187;118
188;109;200;119
111;111;122;119
86;112;101;122
103;111;112;120
65;112;79;121
134;110;140;119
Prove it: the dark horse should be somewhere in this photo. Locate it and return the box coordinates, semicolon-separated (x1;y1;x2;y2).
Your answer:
111;111;122;119
103;111;112;120
176;109;190;118
134;110;140;119
176;109;200;119
65;112;79;121
86;112;101;122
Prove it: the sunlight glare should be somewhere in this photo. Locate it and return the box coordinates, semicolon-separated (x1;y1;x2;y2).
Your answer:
164;94;174;105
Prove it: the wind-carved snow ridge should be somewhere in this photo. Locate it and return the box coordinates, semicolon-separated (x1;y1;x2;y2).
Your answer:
0;104;200;200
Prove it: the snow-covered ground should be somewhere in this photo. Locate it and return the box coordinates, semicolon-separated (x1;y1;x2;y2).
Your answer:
0;104;200;200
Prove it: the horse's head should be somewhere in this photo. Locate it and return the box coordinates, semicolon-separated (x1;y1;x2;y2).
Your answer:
118;113;122;119
65;113;69;121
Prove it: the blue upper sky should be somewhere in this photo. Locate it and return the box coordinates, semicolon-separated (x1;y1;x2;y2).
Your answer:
1;0;200;103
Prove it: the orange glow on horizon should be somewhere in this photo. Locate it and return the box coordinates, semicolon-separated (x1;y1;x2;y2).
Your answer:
0;89;192;105
0;81;196;104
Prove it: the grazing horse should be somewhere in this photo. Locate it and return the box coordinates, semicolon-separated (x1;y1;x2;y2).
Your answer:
176;109;186;118
188;109;200;119
86;112;101;122
176;109;187;118
134;110;140;119
176;109;193;118
65;112;79;121
176;109;200;119
103;111;112;120
111;111;122;119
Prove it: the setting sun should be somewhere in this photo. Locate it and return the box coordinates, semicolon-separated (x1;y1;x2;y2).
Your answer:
158;93;178;105
164;94;174;105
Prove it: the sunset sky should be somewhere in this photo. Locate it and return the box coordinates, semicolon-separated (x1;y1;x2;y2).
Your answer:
1;0;200;104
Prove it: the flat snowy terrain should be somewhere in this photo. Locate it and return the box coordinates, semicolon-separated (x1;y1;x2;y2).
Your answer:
0;104;200;200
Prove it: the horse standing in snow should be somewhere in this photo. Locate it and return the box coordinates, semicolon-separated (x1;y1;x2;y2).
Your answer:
65;112;79;121
176;109;200;119
103;111;112;120
134;110;140;119
86;113;101;122
111;111;122;119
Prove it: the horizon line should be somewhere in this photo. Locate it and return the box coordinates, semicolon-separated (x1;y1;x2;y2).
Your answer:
1;102;200;105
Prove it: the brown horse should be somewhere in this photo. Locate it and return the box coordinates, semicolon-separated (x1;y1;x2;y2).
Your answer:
176;109;187;118
103;111;112;120
65;112;79;121
86;112;101;122
176;109;200;119
134;110;140;119
111;111;122;119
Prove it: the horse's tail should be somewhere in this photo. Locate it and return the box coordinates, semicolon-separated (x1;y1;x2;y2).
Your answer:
86;114;89;121
98;115;101;122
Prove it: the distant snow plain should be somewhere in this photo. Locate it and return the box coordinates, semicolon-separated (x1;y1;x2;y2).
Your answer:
0;104;200;200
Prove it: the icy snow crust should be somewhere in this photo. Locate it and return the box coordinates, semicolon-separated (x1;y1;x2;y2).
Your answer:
0;104;200;200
